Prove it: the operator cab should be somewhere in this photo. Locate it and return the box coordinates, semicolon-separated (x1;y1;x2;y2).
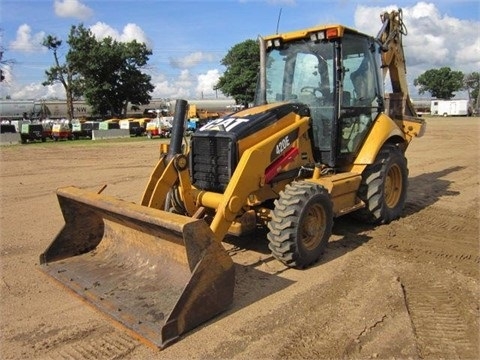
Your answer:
257;27;384;168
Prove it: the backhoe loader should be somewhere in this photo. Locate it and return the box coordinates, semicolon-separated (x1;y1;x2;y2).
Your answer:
40;9;425;349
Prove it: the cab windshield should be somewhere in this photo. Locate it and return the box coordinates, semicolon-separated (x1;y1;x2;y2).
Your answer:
263;35;381;166
265;40;334;105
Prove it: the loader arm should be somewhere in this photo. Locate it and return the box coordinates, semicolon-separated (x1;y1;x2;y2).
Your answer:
141;153;175;208
141;98;198;214
141;153;197;215
207;115;312;241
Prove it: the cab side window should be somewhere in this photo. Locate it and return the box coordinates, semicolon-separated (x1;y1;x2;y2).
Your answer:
340;35;381;154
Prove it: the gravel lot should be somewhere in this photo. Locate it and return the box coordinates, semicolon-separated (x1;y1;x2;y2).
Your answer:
1;116;478;359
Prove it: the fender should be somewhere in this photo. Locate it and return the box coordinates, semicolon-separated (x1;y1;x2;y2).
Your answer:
353;113;406;165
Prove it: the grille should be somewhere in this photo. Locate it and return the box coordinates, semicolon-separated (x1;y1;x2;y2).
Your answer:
191;136;235;192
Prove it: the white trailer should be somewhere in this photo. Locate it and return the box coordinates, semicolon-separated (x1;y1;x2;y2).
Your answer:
430;99;472;117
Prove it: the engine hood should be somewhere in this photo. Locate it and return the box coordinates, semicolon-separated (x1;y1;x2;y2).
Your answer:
196;102;310;141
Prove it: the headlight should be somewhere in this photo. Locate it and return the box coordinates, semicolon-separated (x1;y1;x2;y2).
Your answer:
310;31;325;42
266;38;282;49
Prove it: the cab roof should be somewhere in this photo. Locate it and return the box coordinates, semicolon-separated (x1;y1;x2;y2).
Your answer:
263;24;366;41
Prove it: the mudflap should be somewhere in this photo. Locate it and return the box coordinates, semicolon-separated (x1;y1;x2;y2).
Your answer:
39;186;235;349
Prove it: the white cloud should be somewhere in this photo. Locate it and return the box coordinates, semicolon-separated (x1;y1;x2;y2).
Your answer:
122;24;150;44
355;2;479;72
90;22;151;48
150;70;194;99
408;1;440;19
196;69;221;97
9;24;46;53
148;69;222;99
170;52;216;69
8;82;65;100
354;2;480;97
89;22;118;40
456;37;480;66
54;0;93;21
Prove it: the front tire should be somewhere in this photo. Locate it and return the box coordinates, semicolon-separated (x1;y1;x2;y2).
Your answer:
355;144;408;224
267;181;333;269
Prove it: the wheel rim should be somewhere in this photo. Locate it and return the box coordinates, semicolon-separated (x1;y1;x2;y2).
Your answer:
301;203;326;251
384;164;403;208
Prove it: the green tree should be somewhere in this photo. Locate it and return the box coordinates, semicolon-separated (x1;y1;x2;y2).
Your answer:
42;35;83;120
67;24;154;117
413;67;464;100
464;72;479;109
215;39;259;107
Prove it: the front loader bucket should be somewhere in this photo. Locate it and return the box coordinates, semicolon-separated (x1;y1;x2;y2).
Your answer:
39;186;235;348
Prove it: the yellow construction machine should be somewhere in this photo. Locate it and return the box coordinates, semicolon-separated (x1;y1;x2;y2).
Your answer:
40;9;424;348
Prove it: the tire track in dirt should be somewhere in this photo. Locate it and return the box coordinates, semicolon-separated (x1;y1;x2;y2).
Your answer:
34;325;138;360
6;318;139;360
198;252;419;360
46;329;138;360
373;205;479;278
401;278;477;359
362;203;479;359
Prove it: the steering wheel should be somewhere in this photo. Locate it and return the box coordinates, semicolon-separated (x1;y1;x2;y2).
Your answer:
301;86;317;93
300;86;322;96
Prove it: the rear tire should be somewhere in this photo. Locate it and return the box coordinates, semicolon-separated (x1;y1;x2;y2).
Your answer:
267;181;333;269
355;144;408;224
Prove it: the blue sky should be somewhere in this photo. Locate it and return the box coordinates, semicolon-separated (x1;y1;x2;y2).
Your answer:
1;0;479;100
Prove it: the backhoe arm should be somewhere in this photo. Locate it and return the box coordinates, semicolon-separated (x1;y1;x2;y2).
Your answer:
376;9;416;117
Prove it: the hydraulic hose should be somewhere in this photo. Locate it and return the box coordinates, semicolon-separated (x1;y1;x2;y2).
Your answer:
167;99;188;162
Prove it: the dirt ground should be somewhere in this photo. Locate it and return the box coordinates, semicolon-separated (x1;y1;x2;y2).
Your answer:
0;116;478;359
